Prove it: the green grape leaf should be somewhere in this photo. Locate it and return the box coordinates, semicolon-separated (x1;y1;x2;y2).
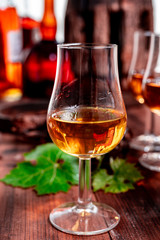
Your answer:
1;143;144;195
92;157;143;193
1;143;79;195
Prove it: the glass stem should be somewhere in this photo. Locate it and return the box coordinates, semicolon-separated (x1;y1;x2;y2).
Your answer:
78;158;92;207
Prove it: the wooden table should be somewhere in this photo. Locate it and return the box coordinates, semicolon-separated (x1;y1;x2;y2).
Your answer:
0;93;160;240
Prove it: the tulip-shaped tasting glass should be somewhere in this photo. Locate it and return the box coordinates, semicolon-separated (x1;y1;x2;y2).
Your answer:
139;34;160;171
47;43;127;235
128;31;159;152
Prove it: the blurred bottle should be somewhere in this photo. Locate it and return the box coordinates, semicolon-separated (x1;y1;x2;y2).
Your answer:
23;0;57;99
21;18;39;49
0;11;7;87
20;0;40;59
0;0;23;101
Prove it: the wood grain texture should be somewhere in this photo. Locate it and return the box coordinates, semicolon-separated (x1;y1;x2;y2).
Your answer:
0;93;160;239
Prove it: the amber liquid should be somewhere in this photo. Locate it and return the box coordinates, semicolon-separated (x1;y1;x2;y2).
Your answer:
143;78;160;115
129;73;144;104
47;107;127;157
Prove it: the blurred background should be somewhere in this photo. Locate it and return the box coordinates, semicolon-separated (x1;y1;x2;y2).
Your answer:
0;0;160;141
0;0;160;99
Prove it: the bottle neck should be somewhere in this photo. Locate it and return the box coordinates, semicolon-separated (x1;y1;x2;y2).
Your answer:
44;0;54;16
40;0;57;41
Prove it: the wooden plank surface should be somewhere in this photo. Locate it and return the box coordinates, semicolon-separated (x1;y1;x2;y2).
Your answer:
0;93;160;240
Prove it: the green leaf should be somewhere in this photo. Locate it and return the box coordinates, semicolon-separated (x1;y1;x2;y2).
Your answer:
1;143;79;195
92;169;108;191
110;157;143;183
1;143;144;195
105;182;134;193
92;157;143;193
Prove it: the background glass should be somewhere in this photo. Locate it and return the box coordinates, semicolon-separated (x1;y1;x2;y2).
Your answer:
47;43;127;235
140;34;160;171
128;31;160;152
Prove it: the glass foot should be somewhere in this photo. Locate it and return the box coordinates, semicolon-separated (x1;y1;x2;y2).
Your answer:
49;202;120;235
129;134;160;152
139;152;160;172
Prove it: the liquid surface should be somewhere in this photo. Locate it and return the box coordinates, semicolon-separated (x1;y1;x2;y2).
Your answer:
47;107;127;157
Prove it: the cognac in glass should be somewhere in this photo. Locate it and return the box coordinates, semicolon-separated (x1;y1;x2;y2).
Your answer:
47;43;127;235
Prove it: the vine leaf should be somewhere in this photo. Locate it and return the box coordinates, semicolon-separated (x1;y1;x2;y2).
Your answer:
92;157;143;193
1;143;79;195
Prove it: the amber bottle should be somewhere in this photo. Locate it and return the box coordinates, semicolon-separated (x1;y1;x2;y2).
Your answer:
0;1;23;101
23;0;57;99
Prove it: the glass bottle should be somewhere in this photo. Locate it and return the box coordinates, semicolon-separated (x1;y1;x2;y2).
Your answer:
0;0;23;101
0;12;6;87
23;0;57;99
20;0;40;53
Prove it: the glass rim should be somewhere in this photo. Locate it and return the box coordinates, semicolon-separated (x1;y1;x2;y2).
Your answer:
152;33;160;38
134;31;160;38
57;43;117;49
134;30;154;37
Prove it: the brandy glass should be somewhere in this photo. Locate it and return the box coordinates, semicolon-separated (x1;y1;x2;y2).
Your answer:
128;31;160;152
139;34;160;171
47;43;127;235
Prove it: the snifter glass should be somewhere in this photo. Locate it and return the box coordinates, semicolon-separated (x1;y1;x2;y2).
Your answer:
139;34;160;171
47;43;127;235
128;31;160;152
